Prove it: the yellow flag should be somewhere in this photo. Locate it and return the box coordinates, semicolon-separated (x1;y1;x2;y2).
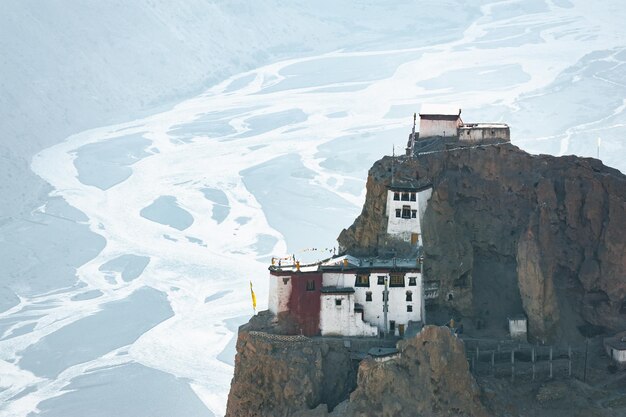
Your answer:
250;281;257;312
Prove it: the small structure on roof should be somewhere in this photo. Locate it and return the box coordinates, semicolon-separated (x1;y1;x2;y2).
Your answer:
604;332;626;367
418;104;463;139
508;315;527;341
407;104;511;154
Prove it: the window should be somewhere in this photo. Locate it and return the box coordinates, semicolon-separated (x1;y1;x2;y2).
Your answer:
377;276;386;285
409;277;417;286
402;206;411;219
411;210;417;218
306;280;315;291
410;193;416;201
401;192;410;201
393;192;400;201
406;291;412;301
390;273;404;287
407;305;413;312
366;291;372;302
335;298;342;306
355;274;370;287
395;209;401;218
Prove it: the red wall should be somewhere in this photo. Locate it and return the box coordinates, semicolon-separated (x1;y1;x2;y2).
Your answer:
287;271;322;336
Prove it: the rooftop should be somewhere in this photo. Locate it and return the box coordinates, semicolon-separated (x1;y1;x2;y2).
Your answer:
269;254;421;273
460;123;509;128
388;183;433;192
321;286;355;294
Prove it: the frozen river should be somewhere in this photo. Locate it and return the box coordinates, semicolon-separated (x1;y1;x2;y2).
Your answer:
2;1;626;416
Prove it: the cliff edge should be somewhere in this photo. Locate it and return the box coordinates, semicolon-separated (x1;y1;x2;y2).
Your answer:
226;314;486;417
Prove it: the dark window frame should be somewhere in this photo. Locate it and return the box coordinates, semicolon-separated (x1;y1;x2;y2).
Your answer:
395;208;401;218
402;205;411;219
407;305;413;312
377;276;385;285
355;274;370;287
410;193;416;201
335;298;342;306
409;277;417;286
406;291;413;301
306;280;316;291
390;273;405;287
393;192;400;201
366;291;372;302
401;192;410;201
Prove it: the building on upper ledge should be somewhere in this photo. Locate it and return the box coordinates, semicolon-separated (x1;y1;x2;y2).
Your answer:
406;104;510;155
268;254;423;338
385;184;432;247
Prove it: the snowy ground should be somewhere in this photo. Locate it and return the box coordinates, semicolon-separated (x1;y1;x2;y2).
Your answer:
1;1;626;416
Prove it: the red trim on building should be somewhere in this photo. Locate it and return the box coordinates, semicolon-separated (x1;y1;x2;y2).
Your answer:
287;271;322;337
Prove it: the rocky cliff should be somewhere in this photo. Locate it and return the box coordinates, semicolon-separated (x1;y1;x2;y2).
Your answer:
338;143;626;343
226;314;486;417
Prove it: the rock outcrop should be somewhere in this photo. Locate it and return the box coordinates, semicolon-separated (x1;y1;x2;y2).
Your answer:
337;326;487;417
226;318;486;417
225;311;357;417
339;143;626;342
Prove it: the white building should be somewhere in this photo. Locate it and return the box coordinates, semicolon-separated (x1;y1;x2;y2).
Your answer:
418;104;463;138
508;315;528;341
410;104;510;150
319;287;378;337
267;255;423;338
319;256;422;337
386;185;432;245
604;333;626;367
458;123;510;143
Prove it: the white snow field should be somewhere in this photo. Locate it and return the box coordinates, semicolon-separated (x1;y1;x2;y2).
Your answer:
2;1;626;416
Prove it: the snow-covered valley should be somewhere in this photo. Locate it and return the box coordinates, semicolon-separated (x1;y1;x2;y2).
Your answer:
1;1;626;416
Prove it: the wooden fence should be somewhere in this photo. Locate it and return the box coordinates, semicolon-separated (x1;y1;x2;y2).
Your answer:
462;338;588;381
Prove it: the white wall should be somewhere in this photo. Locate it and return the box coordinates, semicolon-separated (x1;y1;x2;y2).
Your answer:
268;274;292;315
322;271;422;337
612;348;626;363
418;188;432;222
323;272;355;288
419;118;460;138
386;189;432;244
320;293;378;337
458;126;510;142
509;319;527;340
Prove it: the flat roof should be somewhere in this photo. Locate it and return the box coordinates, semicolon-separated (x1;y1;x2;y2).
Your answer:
321;286;355;294
270;254;421;273
419;103;461;117
368;347;399;357
388;183;433;192
460;123;509;128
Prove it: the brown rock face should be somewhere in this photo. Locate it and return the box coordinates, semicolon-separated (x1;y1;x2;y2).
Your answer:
338;144;626;342
225;312;356;417
226;319;487;417
338;326;488;417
